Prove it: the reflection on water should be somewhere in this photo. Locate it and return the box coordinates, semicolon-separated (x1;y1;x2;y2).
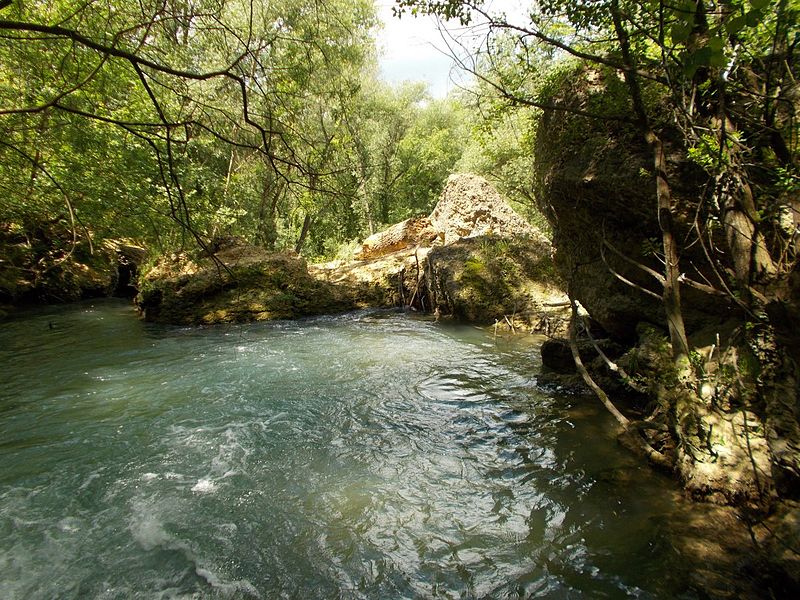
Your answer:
0;299;696;598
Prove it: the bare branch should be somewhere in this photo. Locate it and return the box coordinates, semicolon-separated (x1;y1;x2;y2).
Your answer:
601;234;666;285
465;1;667;85
434;16;635;123
569;296;672;469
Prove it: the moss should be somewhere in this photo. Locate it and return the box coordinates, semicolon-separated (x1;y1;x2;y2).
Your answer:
137;247;357;324
0;221;124;304
426;234;563;324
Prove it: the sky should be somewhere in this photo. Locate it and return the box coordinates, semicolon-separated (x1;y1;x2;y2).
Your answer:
375;0;529;98
375;1;456;98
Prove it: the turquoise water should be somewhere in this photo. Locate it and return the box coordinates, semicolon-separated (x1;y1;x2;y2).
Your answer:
0;300;695;598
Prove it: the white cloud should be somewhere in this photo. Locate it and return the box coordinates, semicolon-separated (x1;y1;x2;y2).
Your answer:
375;0;455;97
374;1;532;98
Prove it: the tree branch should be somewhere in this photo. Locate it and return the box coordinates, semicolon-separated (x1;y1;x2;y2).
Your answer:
569;295;672;469
466;2;667;85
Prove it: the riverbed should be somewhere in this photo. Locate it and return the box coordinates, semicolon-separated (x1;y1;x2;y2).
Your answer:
1;299;701;598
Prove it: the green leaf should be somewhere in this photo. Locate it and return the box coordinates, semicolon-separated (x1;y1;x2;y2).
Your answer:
725;15;748;34
745;9;764;26
693;46;714;67
682;58;699;79
671;21;693;44
750;0;770;9
709;49;729;68
707;36;724;52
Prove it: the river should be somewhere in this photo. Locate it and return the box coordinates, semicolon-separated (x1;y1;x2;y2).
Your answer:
1;299;701;598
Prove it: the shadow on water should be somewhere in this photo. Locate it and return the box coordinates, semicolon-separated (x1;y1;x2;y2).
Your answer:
0;299;762;598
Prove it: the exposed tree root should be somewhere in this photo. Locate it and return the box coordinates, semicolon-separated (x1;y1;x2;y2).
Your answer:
568;297;673;471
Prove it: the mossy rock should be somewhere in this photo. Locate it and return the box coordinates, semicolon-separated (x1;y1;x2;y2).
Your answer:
0;221;119;304
137;246;356;325
533;64;728;340
426;234;565;324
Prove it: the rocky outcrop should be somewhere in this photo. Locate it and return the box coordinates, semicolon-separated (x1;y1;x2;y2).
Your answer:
430;173;539;245
0;221;145;313
533;68;724;341
424;235;566;330
354;173;545;258
316;173;569;332
356;216;436;259
533;65;800;514
140;174;568;331
136;244;354;324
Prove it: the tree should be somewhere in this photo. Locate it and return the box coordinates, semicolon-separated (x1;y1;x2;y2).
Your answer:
453;34;552;234
396;0;799;499
327;79;467;250
0;0;377;256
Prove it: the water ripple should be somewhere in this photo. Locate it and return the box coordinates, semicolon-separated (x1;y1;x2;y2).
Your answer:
0;300;696;599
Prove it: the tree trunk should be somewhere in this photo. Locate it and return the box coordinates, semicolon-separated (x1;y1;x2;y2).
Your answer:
256;169;282;249
295;213;311;254
651;133;690;362
25;112;50;206
222;125;238;200
611;0;689;362
358;162;375;236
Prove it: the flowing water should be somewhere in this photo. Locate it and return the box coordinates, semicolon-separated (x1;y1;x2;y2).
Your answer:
0;299;701;599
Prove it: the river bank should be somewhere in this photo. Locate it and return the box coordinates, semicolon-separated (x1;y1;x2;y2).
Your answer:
133;175;570;335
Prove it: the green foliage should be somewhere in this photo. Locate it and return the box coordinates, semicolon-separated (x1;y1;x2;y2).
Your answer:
453;41;578;237
407;0;798;303
774;166;800;193
7;0;794;303
0;0;383;259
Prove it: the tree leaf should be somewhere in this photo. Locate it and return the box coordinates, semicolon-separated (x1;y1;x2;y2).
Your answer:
745;9;764;27
693;46;714;67
709;48;729;68
671;21;693;44
707;36;725;52
725;15;748;34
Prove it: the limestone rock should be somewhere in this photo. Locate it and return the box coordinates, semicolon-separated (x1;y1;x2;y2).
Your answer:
423;235;567;328
0;221;121;305
354;173;542;260
356;216;436;260
136;245;354;324
319;174;568;332
533;65;800;513
533;67;724;339
430;173;541;245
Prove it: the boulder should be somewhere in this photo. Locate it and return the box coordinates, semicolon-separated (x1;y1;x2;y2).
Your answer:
533;67;727;340
532;65;800;511
138;174;569;330
423;235;567;329
0;221;122;306
317;174;569;332
354;173;547;258
137;245;354;324
430;173;541;245
356;216;436;260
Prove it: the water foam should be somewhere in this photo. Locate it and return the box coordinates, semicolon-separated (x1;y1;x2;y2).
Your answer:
191;478;216;493
195;567;262;598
